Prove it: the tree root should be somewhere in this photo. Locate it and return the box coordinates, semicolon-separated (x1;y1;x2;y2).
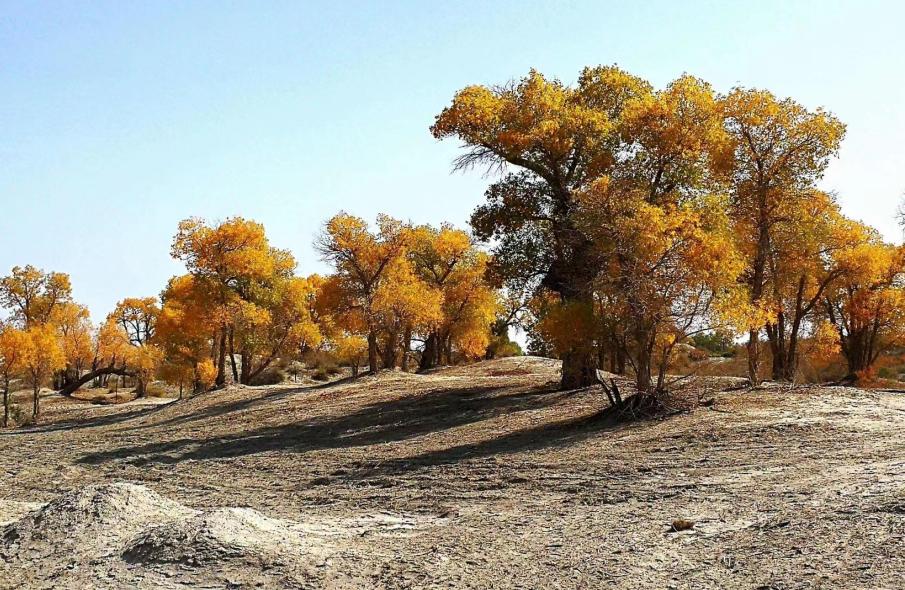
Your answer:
599;377;679;422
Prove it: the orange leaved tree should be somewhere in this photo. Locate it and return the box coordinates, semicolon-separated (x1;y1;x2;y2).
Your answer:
0;325;29;426
21;324;65;417
723;89;846;384
821;239;905;380
170;217;296;386
316;213;408;373
408;224;497;370
433;67;653;389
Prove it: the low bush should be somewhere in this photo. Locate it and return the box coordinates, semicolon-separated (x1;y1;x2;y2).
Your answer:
249;367;287;386
9;404;33;427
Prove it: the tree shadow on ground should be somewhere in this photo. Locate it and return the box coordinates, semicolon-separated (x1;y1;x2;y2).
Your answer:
119;376;358;434
2;377;354;436
328;409;629;483
76;381;602;467
2;405;163;435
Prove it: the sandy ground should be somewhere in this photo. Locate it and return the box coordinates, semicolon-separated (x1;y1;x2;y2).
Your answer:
0;356;903;589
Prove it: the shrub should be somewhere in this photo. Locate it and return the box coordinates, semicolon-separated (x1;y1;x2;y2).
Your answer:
9;404;33;427
690;331;735;357
688;347;709;362
144;382;173;398
249;367;287;386
285;361;306;382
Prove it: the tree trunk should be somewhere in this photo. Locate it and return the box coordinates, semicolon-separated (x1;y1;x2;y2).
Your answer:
32;382;39;418
245;355;276;384
561;348;597;389
58;365;134;397
216;328;228;386
401;327;412;372
655;345;673;392
240;351;251;385
381;333;397;369
747;199;770;386
747;330;760;386
2;378;8;428
367;331;378;375
841;329;872;380
419;332;438;371
559;294;599;390
634;332;654;395
229;329;239;383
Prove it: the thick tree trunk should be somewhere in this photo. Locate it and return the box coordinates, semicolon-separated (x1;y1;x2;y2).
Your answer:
561;296;599;390
419;333;438;371
58;365;134;397
240;351;251;385
841;328;874;380
560;348;597;390
381;332;397;369
558;294;599;390
634;330;655;395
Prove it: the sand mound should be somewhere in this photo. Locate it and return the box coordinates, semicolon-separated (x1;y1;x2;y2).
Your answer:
123;507;321;566
0;483;339;589
1;482;194;561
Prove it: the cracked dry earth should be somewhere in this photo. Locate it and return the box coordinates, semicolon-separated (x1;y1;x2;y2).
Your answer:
0;356;903;589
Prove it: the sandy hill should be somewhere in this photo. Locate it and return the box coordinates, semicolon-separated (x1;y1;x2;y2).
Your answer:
0;356;904;589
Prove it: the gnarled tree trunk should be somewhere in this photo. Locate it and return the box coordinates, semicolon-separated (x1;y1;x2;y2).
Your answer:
58;365;133;397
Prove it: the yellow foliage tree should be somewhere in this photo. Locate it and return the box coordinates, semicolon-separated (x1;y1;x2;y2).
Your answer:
408;224;497;369
21;324;65;417
156;274;219;393
0;326;29;426
49;302;95;389
334;334;368;377
232;275;322;383
0;265;72;328
316;213;408;373
822;240;905;380
723;88;846;384
574;75;742;395
372;255;442;370
760;193;870;380
434;66;653;389
171;217;295;386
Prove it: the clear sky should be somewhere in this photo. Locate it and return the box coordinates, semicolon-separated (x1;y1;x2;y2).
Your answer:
1;0;903;321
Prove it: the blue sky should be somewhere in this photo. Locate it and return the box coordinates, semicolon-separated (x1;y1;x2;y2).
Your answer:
1;0;903;321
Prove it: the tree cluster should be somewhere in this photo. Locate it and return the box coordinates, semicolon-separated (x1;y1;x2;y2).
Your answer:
433;65;905;396
0;216;501;422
